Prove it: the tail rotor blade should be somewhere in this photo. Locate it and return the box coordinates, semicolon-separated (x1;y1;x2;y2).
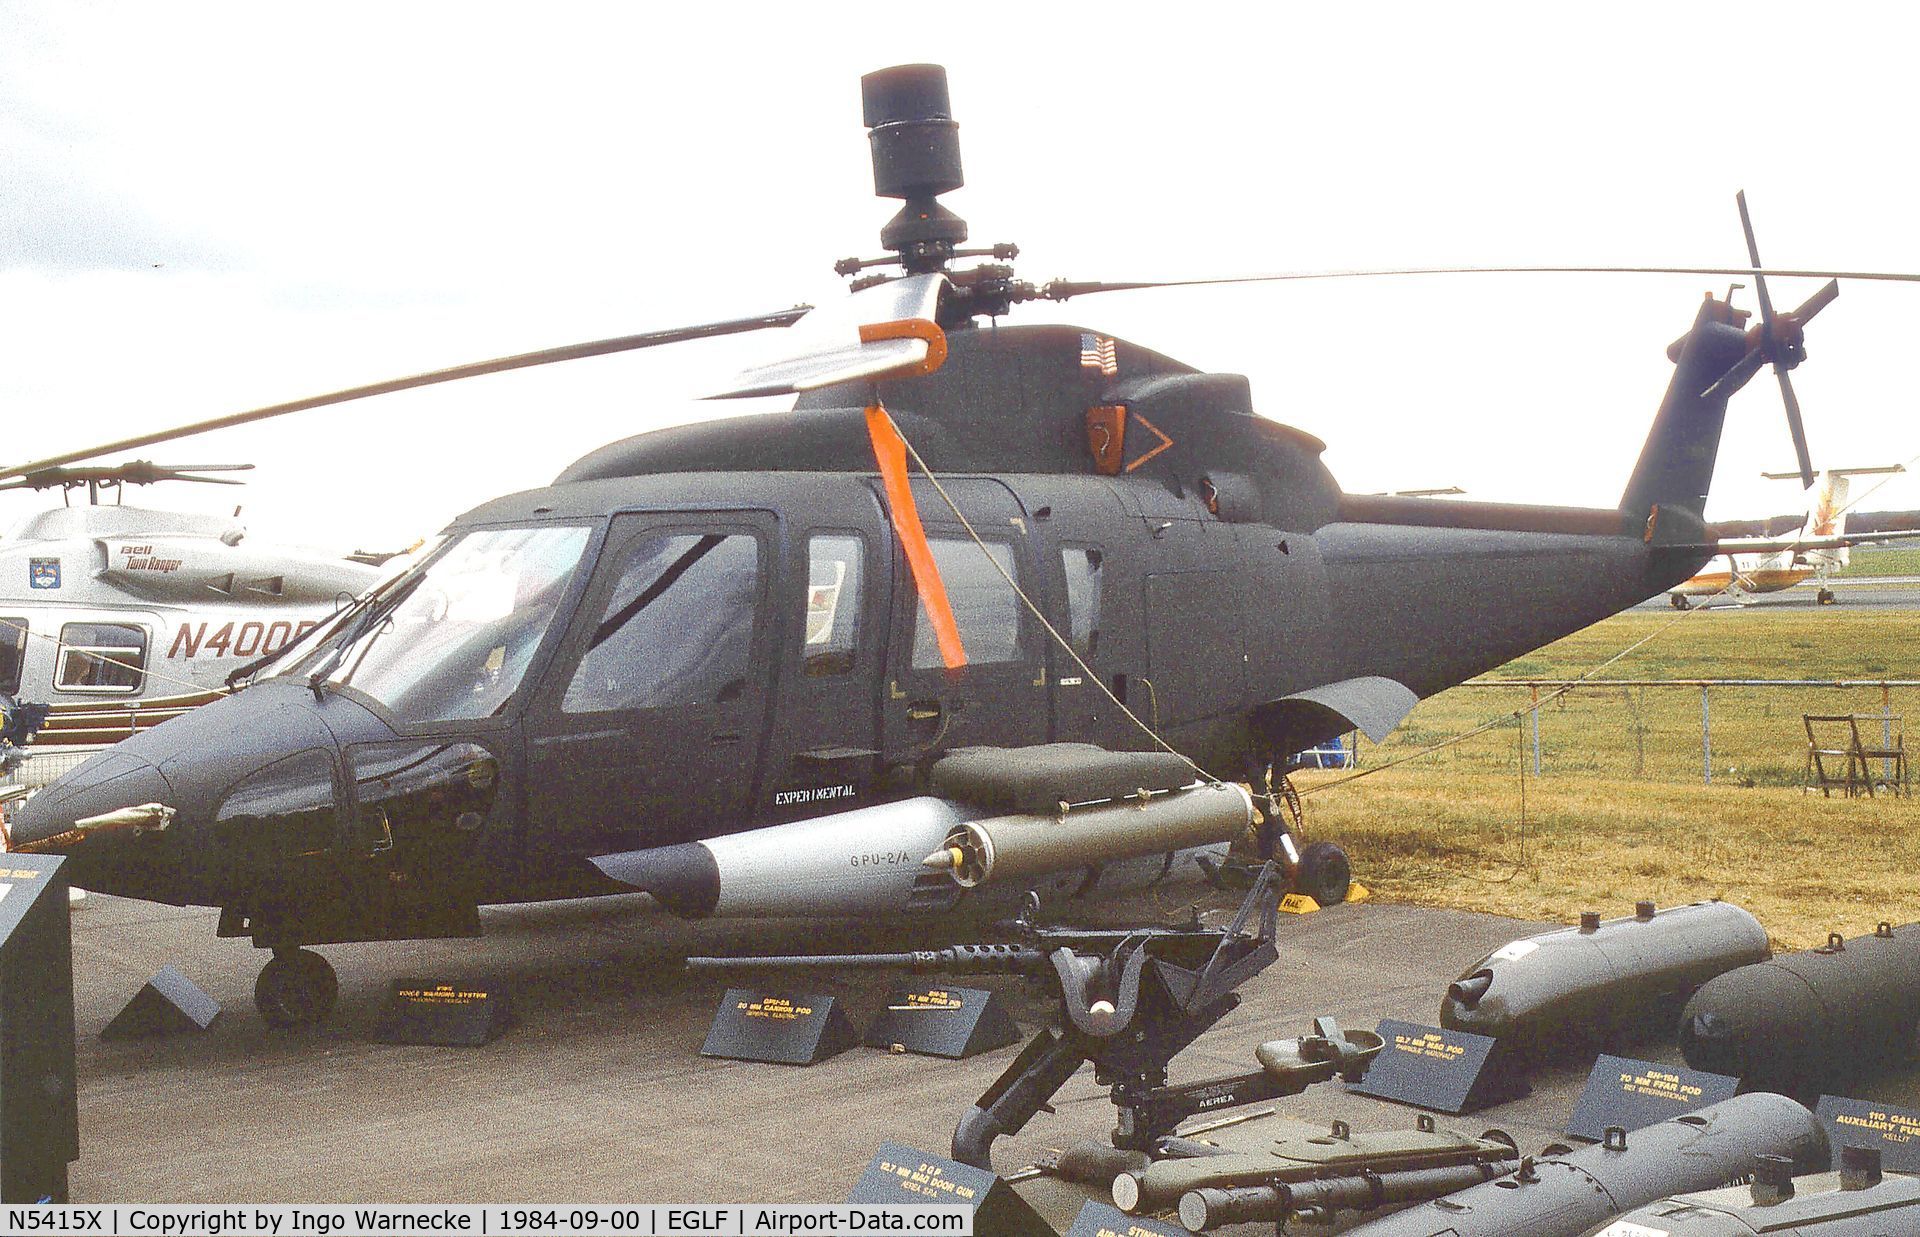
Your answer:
1737;191;1816;490
1736;189;1779;328
1777;368;1815;491
1793;278;1841;324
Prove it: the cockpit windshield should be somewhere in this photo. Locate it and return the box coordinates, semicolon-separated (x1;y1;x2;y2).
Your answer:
275;525;591;722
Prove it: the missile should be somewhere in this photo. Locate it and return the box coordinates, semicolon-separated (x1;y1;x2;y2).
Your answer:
1440;900;1770;1058
1593;1145;1920;1235
1336;1092;1828;1237
1679;921;1920;1095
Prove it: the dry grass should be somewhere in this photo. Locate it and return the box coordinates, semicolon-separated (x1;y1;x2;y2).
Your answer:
1292;608;1920;948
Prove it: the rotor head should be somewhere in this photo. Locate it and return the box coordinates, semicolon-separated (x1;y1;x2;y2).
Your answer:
861;64;969;274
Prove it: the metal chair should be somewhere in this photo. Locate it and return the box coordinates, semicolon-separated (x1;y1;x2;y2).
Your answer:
1803;714;1906;798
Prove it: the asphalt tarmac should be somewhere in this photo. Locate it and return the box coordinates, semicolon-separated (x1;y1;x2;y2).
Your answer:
1633;577;1920;611
61;883;1920;1230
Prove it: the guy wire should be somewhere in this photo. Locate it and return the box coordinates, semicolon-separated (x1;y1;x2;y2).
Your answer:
881;404;1222;787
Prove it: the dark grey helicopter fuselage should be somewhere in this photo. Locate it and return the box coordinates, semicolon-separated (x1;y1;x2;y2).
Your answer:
6;308;1746;951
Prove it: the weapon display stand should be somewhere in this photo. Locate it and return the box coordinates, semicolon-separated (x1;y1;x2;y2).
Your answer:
947;866;1383;1168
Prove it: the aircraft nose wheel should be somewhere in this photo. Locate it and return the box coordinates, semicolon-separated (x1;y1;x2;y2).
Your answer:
255;947;339;1028
1292;840;1351;906
1817;587;1837;605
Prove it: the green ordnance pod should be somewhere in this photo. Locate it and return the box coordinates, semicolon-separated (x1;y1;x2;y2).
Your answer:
1111;1117;1516;1215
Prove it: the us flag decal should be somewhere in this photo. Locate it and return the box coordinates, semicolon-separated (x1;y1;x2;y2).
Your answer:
1079;332;1118;376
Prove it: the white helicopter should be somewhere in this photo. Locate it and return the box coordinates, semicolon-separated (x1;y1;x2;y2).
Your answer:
0;461;387;786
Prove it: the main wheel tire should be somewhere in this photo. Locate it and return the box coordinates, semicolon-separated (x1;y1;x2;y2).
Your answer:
1669;594;1691;610
1293;840;1351;906
255;948;338;1028
1817;588;1837;605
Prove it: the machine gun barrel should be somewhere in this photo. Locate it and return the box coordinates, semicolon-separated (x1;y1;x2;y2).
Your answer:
686;943;1049;974
1180;1161;1514;1231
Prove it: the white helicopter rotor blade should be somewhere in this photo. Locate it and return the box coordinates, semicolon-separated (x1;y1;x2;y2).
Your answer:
709;272;949;399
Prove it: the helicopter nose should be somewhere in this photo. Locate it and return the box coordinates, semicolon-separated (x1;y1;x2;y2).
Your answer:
6;751;176;854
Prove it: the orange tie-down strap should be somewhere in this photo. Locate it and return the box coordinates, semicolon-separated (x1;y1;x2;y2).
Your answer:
864;404;966;670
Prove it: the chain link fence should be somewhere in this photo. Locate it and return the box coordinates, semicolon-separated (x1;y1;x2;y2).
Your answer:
1355;679;1919;790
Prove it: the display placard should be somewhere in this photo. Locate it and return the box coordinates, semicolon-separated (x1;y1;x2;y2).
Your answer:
863;983;1019;1059
847;1142;1054;1237
1348;1018;1528;1114
702;988;857;1066
372;979;509;1046
1567;1054;1738;1141
1063;1200;1191;1237
1816;1095;1920;1172
0;853;76;1203
101;965;220;1038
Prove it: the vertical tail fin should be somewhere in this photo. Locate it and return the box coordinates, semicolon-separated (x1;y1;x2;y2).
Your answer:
1799;471;1850;541
1620;295;1757;534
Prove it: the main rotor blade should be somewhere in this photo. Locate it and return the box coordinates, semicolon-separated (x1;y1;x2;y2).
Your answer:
1034;264;1920;301
0;306;811;482
161;472;248;486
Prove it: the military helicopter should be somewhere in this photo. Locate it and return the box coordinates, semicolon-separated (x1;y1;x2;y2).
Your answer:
2;64;1907;1028
0;461;384;779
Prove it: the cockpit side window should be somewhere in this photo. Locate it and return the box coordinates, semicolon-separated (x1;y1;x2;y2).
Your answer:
803;533;863;678
562;531;761;714
56;621;147;693
0;618;26;695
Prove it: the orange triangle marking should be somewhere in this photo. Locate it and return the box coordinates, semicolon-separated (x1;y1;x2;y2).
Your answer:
1123;411;1175;472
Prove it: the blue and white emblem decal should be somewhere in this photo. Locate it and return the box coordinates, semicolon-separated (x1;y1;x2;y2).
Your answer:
28;558;60;590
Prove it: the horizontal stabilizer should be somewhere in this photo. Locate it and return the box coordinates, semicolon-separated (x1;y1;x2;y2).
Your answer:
1255;676;1419;757
1698;528;1920;554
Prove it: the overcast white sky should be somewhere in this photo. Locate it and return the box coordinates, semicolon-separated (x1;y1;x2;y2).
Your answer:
4;2;1919;553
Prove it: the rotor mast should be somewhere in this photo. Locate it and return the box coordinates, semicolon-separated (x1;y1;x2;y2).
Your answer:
836;65;1023;325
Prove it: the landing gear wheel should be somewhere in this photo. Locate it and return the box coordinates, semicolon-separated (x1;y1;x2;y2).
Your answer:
1669;594;1691;610
1817;588;1837;605
1293;840;1351;906
255;948;338;1028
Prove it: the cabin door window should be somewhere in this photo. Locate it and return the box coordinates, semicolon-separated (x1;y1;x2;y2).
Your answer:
910;536;1024;668
0;618;25;695
55;621;147;693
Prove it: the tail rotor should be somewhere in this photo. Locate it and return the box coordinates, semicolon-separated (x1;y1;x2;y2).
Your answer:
1734;190;1839;490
